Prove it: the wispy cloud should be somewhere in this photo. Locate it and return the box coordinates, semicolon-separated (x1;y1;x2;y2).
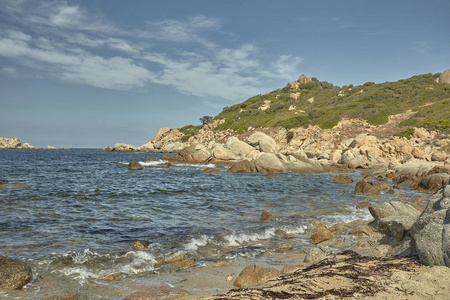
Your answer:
0;0;302;100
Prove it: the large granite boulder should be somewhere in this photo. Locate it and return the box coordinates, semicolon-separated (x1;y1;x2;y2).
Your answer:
254;153;285;172
212;145;238;160
339;149;370;169
227;160;257;173
355;180;380;195
369;201;421;242
225;137;255;157
0;255;32;289
161;142;184;153
410;185;450;266
178;143;212;163
247;132;277;153
415;173;449;193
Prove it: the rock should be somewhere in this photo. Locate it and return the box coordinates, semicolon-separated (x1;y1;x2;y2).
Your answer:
162;142;184;153
431;151;449;162
125;292;160;300
412;147;425;159
410;186;450;266
0;255;32;289
415;173;449;193
355;180;380;195
226;138;255;157
356;201;372;209
261;210;274;221
310;227;334;245
233;264;278;288
0;137;22;149
275;243;293;250
339;149;370;169
144;157;159;162
281;264;305;274
311;221;327;229
304;247;327;263
428;165;450;175
201;168;221;174
247;132;277;153
369;201;421;242
227;160;257;173
436;69;450;84
131;241;147;251
178;143;211;163
266;172;277;177
175;259;195;268
128;160;144;170
414;195;427;202
114;143;137;152
372;181;390;191
254;153;285;172
212;145;238;160
333;174;354;183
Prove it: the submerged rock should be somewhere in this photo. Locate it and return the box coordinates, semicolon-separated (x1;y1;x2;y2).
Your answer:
227;160;257;173
333;174;354;183
354;180;380;195
0;255;32;290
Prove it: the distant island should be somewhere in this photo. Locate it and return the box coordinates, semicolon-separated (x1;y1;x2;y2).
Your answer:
0;137;68;150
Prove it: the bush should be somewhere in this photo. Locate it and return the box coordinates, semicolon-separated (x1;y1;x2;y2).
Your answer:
286;131;294;143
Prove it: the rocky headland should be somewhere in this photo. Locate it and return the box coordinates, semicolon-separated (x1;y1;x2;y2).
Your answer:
0;137;68;150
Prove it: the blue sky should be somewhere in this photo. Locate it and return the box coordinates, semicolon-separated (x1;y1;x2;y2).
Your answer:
1;0;449;148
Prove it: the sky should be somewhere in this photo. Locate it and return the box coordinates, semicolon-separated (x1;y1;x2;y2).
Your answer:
0;0;449;148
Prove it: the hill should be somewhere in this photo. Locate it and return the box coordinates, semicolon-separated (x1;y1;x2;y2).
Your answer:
210;72;449;135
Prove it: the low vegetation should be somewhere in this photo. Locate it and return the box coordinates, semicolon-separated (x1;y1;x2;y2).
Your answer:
211;73;450;133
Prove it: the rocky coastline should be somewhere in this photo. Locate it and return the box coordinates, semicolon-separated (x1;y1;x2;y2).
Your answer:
0;137;68;150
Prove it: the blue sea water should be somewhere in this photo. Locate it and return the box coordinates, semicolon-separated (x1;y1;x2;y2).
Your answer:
0;149;423;298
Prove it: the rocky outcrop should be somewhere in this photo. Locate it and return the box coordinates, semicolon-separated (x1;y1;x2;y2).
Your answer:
369;201;421;242
227;160;257;173
0;137;64;150
254;153;285;172
247;132;277;153
355;180;380;195
0;255;32;289
410;185;450;266
436;69;450;84
178;143;212;164
415;173;449;193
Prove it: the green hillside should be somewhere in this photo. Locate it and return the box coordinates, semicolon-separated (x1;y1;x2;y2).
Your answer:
207;73;449;134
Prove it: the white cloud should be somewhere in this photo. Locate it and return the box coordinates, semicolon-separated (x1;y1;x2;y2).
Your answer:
2;67;16;74
0;0;302;99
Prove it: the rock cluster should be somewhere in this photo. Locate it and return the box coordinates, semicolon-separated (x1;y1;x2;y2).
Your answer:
0;137;65;150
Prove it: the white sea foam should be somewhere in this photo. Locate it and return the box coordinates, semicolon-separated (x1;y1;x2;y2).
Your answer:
54;249;157;284
222;228;276;247
118;251;156;274
184;235;209;251
139;161;162;167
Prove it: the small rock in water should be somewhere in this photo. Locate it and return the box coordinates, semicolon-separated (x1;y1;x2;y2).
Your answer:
332;174;353;183
276;243;293;250
201;167;221;174
266;172;277;177
131;241;147;251
175;259;195;268
413;195;426;202
356;201;372;209
311;220;327;229
144;157;159;162
103;272;123;281
128;160;144;170
355;180;380;195
261;210;274;221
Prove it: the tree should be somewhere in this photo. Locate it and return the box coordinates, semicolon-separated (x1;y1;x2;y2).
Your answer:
200;116;213;125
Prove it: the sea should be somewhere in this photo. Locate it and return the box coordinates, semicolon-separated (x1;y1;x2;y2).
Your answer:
0;149;424;299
